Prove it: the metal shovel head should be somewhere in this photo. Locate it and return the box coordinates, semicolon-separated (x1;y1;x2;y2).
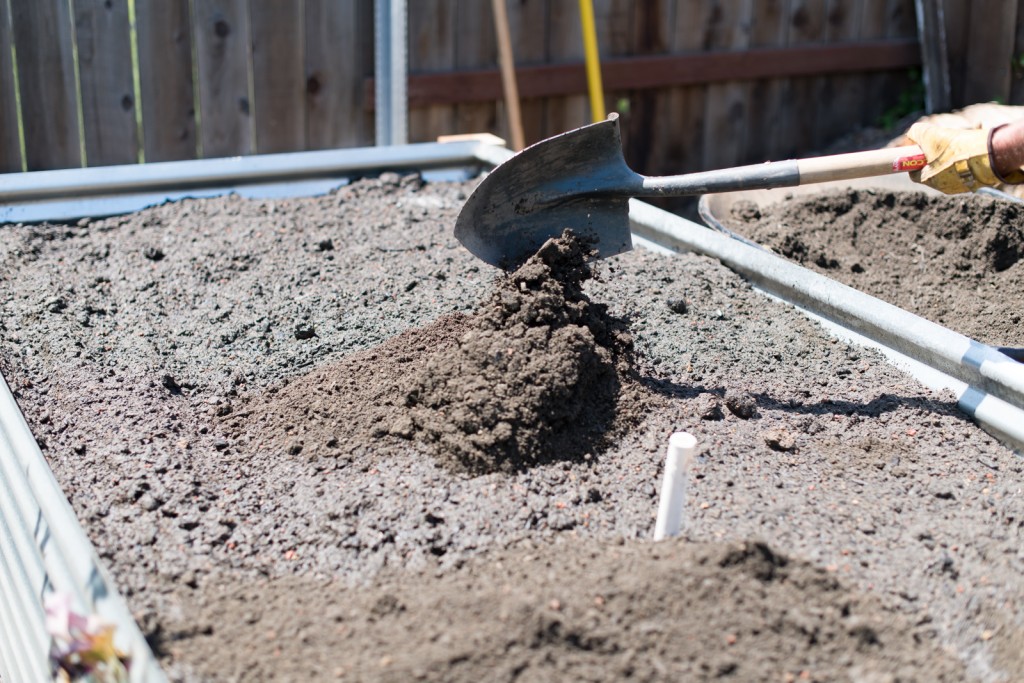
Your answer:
455;114;639;270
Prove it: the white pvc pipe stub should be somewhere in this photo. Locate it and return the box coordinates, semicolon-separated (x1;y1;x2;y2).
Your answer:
653;432;697;541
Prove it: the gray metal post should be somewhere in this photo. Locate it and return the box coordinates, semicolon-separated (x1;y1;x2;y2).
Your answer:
375;0;408;146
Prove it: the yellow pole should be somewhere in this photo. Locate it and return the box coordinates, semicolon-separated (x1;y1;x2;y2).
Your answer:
578;0;606;122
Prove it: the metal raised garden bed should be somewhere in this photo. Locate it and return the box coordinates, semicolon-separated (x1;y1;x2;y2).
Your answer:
1;139;1022;683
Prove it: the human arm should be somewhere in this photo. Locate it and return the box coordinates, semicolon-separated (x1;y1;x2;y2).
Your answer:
990;121;1024;179
905;120;1024;194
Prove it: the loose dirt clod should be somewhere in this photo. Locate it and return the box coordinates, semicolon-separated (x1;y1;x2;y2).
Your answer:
406;229;641;473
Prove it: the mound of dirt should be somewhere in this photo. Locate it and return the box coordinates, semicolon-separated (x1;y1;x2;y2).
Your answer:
239;229;647;474
724;189;1024;346
168;538;965;682
406;230;640;473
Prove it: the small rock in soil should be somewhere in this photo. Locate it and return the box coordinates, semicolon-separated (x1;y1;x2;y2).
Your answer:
666;298;688;314
694;394;724;421
763;428;796;452
143;246;165;261
161;374;182;395
294;323;316;340
725;390;757;419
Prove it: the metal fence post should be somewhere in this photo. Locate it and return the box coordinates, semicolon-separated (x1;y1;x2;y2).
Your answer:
374;0;408;146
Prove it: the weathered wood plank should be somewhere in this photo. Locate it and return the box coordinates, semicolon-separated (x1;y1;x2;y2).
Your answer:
305;0;373;149
0;0;23;172
455;0;498;136
599;0;633;160
135;0;197;162
817;0;864;146
408;0;456;142
546;0;587;135
702;0;753;170
942;0;969;106
964;0;1018;104
73;0;139;166
745;0;789;162
777;0;827;157
665;0;715;175
367;40;922;107
622;0;673;175
251;2;304;153
1012;0;1024;104
876;0;919;126
505;0;548;145
10;0;81;170
859;0;890;126
193;0;253;158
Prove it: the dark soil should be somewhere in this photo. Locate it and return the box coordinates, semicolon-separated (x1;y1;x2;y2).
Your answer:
1;175;1021;682
722;189;1024;347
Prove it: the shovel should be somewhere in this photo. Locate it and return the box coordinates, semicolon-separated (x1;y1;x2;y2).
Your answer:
455;113;926;269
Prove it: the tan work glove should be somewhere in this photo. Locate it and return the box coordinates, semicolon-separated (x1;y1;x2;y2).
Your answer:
905;122;1001;194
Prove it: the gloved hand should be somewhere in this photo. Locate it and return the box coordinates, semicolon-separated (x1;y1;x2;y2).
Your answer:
904;122;1000;194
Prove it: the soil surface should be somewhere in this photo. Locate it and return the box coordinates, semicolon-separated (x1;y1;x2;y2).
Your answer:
1;175;1022;682
722;189;1024;347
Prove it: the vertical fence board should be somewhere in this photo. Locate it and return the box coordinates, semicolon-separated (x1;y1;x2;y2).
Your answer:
778;0;827;157
702;0;753;170
73;0;139;166
942;0;969;106
0;0;22;172
455;0;497;136
305;0;372;150
546;0;587;134
623;0;672;174
1011;0;1024;104
194;0;253;158
746;0;789;162
817;0;864;146
505;0;548;145
408;0;456;142
10;0;81;170
874;0;918;126
597;0;633;154
859;0;889;126
136;0;197;162
665;0;715;175
964;0;1018;104
251;2;304;153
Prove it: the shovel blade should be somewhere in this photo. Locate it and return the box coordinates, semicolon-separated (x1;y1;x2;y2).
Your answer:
455;115;639;270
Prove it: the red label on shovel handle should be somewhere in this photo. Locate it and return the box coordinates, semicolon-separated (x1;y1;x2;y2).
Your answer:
893;153;927;173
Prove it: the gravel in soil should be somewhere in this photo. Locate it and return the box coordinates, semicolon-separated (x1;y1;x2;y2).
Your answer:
722;189;1024;347
0;175;1021;682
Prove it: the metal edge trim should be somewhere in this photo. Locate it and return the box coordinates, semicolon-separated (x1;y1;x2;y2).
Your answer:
0;140;489;202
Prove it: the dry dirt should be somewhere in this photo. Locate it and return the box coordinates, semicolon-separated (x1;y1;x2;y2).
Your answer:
0;175;1022;682
722;189;1024;347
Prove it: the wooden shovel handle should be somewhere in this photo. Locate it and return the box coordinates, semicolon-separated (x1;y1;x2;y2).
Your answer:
797;145;926;184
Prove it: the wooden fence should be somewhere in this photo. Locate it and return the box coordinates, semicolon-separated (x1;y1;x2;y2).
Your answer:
0;0;1021;178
